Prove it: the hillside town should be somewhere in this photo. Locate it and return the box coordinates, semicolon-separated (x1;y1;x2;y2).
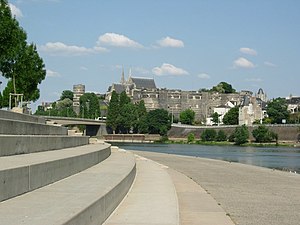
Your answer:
36;70;300;127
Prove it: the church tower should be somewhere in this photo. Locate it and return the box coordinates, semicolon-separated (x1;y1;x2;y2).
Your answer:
120;67;125;85
256;88;267;102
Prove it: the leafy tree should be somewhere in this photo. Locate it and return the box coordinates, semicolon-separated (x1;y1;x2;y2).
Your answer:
0;1;46;105
56;98;76;117
79;92;100;119
106;91;119;134
180;108;195;125
223;107;239;125
252;125;278;143
201;129;217;141
118;102;136;133
187;133;195;143
134;100;148;133
119;91;131;107
267;98;289;124
212;112;220;125
60;90;73;101
216;130;227;142
147;109;171;136
233;125;249;145
211;82;236;93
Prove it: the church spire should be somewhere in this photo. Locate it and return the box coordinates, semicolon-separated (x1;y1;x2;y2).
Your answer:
120;66;125;84
129;68;132;78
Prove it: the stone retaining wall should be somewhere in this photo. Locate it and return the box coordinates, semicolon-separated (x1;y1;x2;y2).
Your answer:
168;124;300;142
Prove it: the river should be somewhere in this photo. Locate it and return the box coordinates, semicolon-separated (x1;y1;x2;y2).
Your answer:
113;143;300;173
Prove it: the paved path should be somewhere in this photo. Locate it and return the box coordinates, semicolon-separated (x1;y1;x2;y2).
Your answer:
105;154;179;225
131;150;300;225
167;168;234;225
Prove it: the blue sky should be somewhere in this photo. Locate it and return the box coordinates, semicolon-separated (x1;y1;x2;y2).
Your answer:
5;0;300;108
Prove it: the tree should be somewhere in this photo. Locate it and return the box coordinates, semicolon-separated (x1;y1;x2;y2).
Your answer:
134;100;148;133
56;98;76;117
267;98;289;124
0;1;46;105
60;90;73;101
223;107;239;125
233;125;249;145
211;82;236;93
147;109;171;136
79;93;100;119
118;102;136;133
252;125;278;143
180;108;195;125
107;91;120;134
119;91;131;107
212;112;220;125
201;129;216;141
12;44;46;102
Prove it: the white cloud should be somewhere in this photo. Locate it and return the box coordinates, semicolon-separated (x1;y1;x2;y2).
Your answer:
157;36;184;48
46;69;60;77
97;33;143;48
152;63;189;76
233;57;255;69
197;73;210;79
39;42;107;56
9;3;23;18
264;61;277;67
240;47;257;56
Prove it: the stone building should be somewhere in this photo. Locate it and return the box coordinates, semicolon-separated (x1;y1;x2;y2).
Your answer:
239;95;264;125
73;84;85;115
107;71;265;124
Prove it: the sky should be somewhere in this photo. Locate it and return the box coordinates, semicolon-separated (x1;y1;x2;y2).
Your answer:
3;0;300;110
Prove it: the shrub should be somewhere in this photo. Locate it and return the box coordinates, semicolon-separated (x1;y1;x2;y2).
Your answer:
216;130;227;142
252;125;278;143
201;129;217;141
187;133;195;143
233;125;249;145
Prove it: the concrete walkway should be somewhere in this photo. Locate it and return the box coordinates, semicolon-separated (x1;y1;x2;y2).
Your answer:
104;154;179;225
130;150;300;225
105;152;234;225
168;168;234;225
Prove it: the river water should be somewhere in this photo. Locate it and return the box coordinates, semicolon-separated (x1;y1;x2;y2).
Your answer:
114;143;300;173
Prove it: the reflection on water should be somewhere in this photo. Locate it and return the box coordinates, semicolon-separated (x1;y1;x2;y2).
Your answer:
114;143;300;173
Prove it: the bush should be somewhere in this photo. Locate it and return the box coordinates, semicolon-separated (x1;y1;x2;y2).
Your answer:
252;125;278;143
201;129;217;141
233;125;249;145
216;130;227;142
187;133;195;143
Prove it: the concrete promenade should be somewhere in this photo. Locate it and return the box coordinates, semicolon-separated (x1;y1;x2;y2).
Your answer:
130;150;300;225
106;151;234;225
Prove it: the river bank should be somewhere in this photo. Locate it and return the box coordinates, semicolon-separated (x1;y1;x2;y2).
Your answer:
130;150;300;225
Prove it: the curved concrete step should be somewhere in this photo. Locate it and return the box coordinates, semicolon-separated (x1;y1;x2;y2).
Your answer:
0;118;68;135
0;143;111;201
0;149;136;225
0;135;89;156
0;109;45;124
104;153;180;225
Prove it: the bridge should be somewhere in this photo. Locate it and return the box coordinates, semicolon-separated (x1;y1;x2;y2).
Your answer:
42;116;108;136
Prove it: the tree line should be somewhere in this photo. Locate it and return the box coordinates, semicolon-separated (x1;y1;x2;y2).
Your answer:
187;125;278;145
106;91;171;136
